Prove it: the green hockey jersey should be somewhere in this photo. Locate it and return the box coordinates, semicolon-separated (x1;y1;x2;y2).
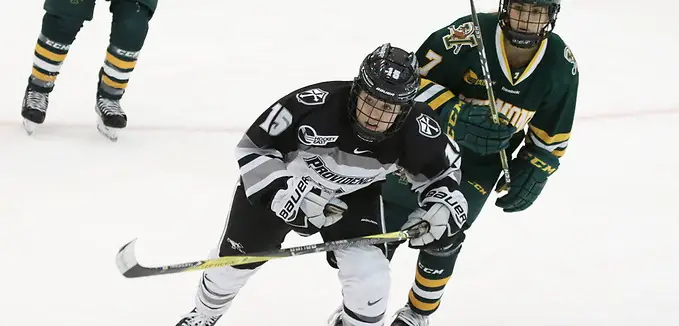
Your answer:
381;13;579;213
415;12;579;159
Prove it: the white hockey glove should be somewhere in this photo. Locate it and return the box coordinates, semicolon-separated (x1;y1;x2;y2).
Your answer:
270;176;347;236
402;187;468;249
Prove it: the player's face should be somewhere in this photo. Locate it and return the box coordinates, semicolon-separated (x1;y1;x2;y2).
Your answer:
508;2;550;34
355;91;402;133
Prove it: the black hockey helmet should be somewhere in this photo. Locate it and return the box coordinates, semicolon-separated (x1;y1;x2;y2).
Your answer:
349;43;420;143
499;0;561;48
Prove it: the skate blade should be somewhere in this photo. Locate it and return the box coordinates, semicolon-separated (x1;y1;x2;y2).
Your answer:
326;307;342;326
22;119;38;136
97;119;119;142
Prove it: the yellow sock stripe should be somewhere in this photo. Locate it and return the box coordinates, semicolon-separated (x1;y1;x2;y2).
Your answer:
408;290;440;312
35;43;67;62
102;75;128;89
105;52;136;70
415;269;451;288
31;67;57;82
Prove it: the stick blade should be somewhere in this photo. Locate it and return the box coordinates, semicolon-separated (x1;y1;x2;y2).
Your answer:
116;238;141;277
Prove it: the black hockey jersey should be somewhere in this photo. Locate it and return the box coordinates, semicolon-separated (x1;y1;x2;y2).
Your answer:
234;81;463;207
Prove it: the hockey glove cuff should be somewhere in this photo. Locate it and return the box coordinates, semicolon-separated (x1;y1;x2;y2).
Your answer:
402;187;468;249
452;102;517;155
495;146;560;212
271;176;347;236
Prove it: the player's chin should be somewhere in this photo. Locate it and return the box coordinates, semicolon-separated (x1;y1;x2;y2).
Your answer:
362;121;380;131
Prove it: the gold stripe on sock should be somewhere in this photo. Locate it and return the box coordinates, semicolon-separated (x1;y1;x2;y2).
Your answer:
105;52;136;70
31;67;57;82
101;75;128;89
408;290;440;312
35;43;67;62
415;269;451;288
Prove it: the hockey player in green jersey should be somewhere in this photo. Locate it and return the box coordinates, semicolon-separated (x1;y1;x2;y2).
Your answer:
20;0;157;141
383;0;579;325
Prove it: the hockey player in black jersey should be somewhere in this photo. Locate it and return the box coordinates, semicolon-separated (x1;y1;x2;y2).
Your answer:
174;43;469;326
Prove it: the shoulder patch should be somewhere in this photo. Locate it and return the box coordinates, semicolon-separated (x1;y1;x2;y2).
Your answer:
296;88;329;106
442;22;478;54
416;113;442;138
563;46;578;76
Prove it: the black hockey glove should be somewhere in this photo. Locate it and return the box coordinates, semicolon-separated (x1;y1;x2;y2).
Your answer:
270;176;347;236
452;101;517;155
495;146;560;212
401;187;468;249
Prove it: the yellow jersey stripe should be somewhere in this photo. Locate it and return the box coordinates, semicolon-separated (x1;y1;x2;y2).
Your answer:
429;90;455;110
528;124;570;144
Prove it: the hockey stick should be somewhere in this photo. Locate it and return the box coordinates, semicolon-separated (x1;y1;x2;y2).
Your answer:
468;0;512;188
116;223;428;278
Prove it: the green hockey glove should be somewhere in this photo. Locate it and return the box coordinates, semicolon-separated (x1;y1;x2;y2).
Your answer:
451;102;517;155
494;147;560;212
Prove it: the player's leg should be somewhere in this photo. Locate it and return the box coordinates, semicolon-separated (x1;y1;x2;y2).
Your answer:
382;172;421;261
391;162;503;326
323;184;392;326
176;184;292;326
21;0;94;133
94;0;156;139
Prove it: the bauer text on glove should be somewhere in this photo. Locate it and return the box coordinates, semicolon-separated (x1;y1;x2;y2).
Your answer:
402;187;468;248
270;176;347;236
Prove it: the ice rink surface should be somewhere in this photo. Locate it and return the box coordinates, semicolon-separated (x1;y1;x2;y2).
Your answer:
1;1;678;325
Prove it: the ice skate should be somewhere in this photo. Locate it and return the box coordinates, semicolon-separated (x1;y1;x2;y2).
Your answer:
326;305;343;326
390;306;429;326
95;95;127;141
175;308;222;326
21;87;49;135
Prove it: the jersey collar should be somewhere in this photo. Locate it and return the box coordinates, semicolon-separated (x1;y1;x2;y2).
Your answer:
495;24;548;86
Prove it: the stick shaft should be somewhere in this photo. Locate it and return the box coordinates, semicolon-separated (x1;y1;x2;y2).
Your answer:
116;227;425;278
469;0;511;186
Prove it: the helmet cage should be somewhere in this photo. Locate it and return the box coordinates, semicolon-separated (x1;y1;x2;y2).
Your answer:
348;44;420;143
499;0;560;48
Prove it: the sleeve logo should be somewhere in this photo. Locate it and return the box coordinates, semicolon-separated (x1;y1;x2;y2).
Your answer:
416;113;442;138
442;22;478;54
564;47;578;76
296;88;329;106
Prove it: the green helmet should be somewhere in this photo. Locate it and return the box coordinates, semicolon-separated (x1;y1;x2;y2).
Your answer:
498;0;561;48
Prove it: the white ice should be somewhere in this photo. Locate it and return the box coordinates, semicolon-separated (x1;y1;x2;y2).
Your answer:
1;0;678;325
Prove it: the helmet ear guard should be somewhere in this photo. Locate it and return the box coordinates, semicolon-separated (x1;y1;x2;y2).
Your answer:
498;0;561;48
349;43;421;143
